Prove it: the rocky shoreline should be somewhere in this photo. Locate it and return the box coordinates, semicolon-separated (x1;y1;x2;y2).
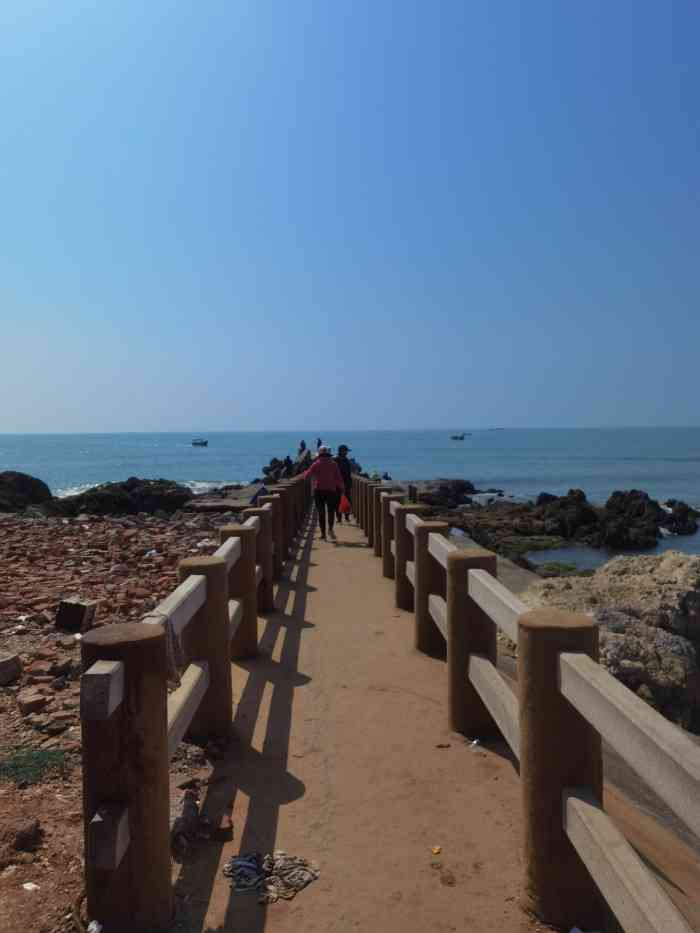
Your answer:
411;479;699;572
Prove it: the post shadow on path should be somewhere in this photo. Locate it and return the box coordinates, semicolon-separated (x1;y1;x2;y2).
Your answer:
172;511;317;933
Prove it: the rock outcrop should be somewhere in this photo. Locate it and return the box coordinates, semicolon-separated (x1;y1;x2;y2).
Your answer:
523;552;700;729
416;479;476;509
51;477;193;516
0;472;52;513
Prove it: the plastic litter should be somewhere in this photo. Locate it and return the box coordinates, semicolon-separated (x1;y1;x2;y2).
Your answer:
87;922;104;933
469;739;480;747
22;882;39;892
431;846;442;855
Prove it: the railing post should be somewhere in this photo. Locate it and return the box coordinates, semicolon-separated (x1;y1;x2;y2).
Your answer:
394;503;430;611
258;494;283;579
177;556;232;740
362;478;370;535
381;493;404;578
81;623;171;932
366;482;380;548
281;483;297;545
519;608;603;929
446;549;499;736
413;521;449;654
356;477;364;533
219;524;258;659
242;505;275;611
267;485;290;560
372;485;394;557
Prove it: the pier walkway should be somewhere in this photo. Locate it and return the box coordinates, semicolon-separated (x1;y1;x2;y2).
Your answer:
172;513;538;933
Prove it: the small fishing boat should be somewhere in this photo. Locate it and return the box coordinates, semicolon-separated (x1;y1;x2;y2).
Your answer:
191;438;208;447
450;433;466;440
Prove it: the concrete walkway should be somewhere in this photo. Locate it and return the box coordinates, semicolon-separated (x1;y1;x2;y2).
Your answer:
172;514;547;933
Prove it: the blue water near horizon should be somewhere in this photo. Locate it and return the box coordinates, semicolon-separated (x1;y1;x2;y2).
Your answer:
2;428;700;507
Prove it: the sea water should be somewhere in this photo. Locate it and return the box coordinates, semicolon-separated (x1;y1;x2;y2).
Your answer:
2;428;700;505
3;428;700;568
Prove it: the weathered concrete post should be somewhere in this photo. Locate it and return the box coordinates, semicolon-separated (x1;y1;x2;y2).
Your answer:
381;492;404;578
258;494;283;579
219;524;258;659
177;556;233;739
81;623;171;932
356;477;365;533
267;485;290;560
366;482;380;548
394;503;430;611
242;505;275;611
362;478;370;535
446;549;498;736
372;485;394;557
519;608;603;929
413;520;449;654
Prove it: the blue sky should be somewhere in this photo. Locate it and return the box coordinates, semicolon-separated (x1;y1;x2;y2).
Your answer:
2;1;699;432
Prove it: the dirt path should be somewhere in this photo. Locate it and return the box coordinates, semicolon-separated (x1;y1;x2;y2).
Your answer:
172;516;548;933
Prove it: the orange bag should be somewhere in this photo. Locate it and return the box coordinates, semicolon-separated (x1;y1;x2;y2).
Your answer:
339;494;351;515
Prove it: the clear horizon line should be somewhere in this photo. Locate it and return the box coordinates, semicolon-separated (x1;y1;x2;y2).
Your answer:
3;425;700;436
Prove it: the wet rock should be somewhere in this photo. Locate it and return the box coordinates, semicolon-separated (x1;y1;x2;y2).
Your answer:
0;472;52;513
51;477;193;517
595;489;662;549
0;654;22;686
536;489;598;539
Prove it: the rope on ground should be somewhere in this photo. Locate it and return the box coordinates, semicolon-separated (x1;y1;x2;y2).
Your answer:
223;850;320;904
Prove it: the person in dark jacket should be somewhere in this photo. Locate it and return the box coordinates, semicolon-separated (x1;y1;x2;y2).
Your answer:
335;444;353;523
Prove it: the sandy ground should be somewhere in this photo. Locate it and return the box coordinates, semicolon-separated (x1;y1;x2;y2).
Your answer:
171;515;550;933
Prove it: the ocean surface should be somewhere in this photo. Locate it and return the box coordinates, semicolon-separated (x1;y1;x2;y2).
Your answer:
3;428;700;569
2;428;700;505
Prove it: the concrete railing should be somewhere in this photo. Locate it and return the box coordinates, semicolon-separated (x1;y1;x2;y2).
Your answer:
79;475;310;931
352;474;700;933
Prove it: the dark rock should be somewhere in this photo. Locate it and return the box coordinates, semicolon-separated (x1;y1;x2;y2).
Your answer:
0;654;22;686
55;597;97;633
0;472;52;513
51;477;193;517
534;489;598;539
536;492;558;506
664;500;699;536
596;490;662;549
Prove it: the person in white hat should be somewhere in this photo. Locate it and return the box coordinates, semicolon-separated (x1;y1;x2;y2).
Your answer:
304;446;345;540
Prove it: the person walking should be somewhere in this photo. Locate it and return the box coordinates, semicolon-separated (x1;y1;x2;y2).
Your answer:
304;445;344;540
334;444;353;523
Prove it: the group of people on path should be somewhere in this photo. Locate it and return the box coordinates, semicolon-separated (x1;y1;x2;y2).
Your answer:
303;443;353;541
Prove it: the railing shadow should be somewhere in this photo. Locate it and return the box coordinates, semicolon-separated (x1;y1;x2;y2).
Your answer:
172;512;316;933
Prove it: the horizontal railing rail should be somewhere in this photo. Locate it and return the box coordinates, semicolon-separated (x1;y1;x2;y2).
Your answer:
352;472;700;933
79;475;311;931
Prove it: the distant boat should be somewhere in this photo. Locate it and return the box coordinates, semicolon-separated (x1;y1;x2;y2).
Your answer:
450;433;466;440
192;438;208;447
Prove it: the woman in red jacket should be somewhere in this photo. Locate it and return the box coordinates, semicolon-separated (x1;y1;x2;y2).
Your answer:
304;446;345;540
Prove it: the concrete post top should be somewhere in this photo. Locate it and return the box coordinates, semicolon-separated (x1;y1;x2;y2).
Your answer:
519;607;596;632
82;622;164;649
394;503;430;513
415;520;449;533
446;547;494;565
179;555;226;570
220;523;257;538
